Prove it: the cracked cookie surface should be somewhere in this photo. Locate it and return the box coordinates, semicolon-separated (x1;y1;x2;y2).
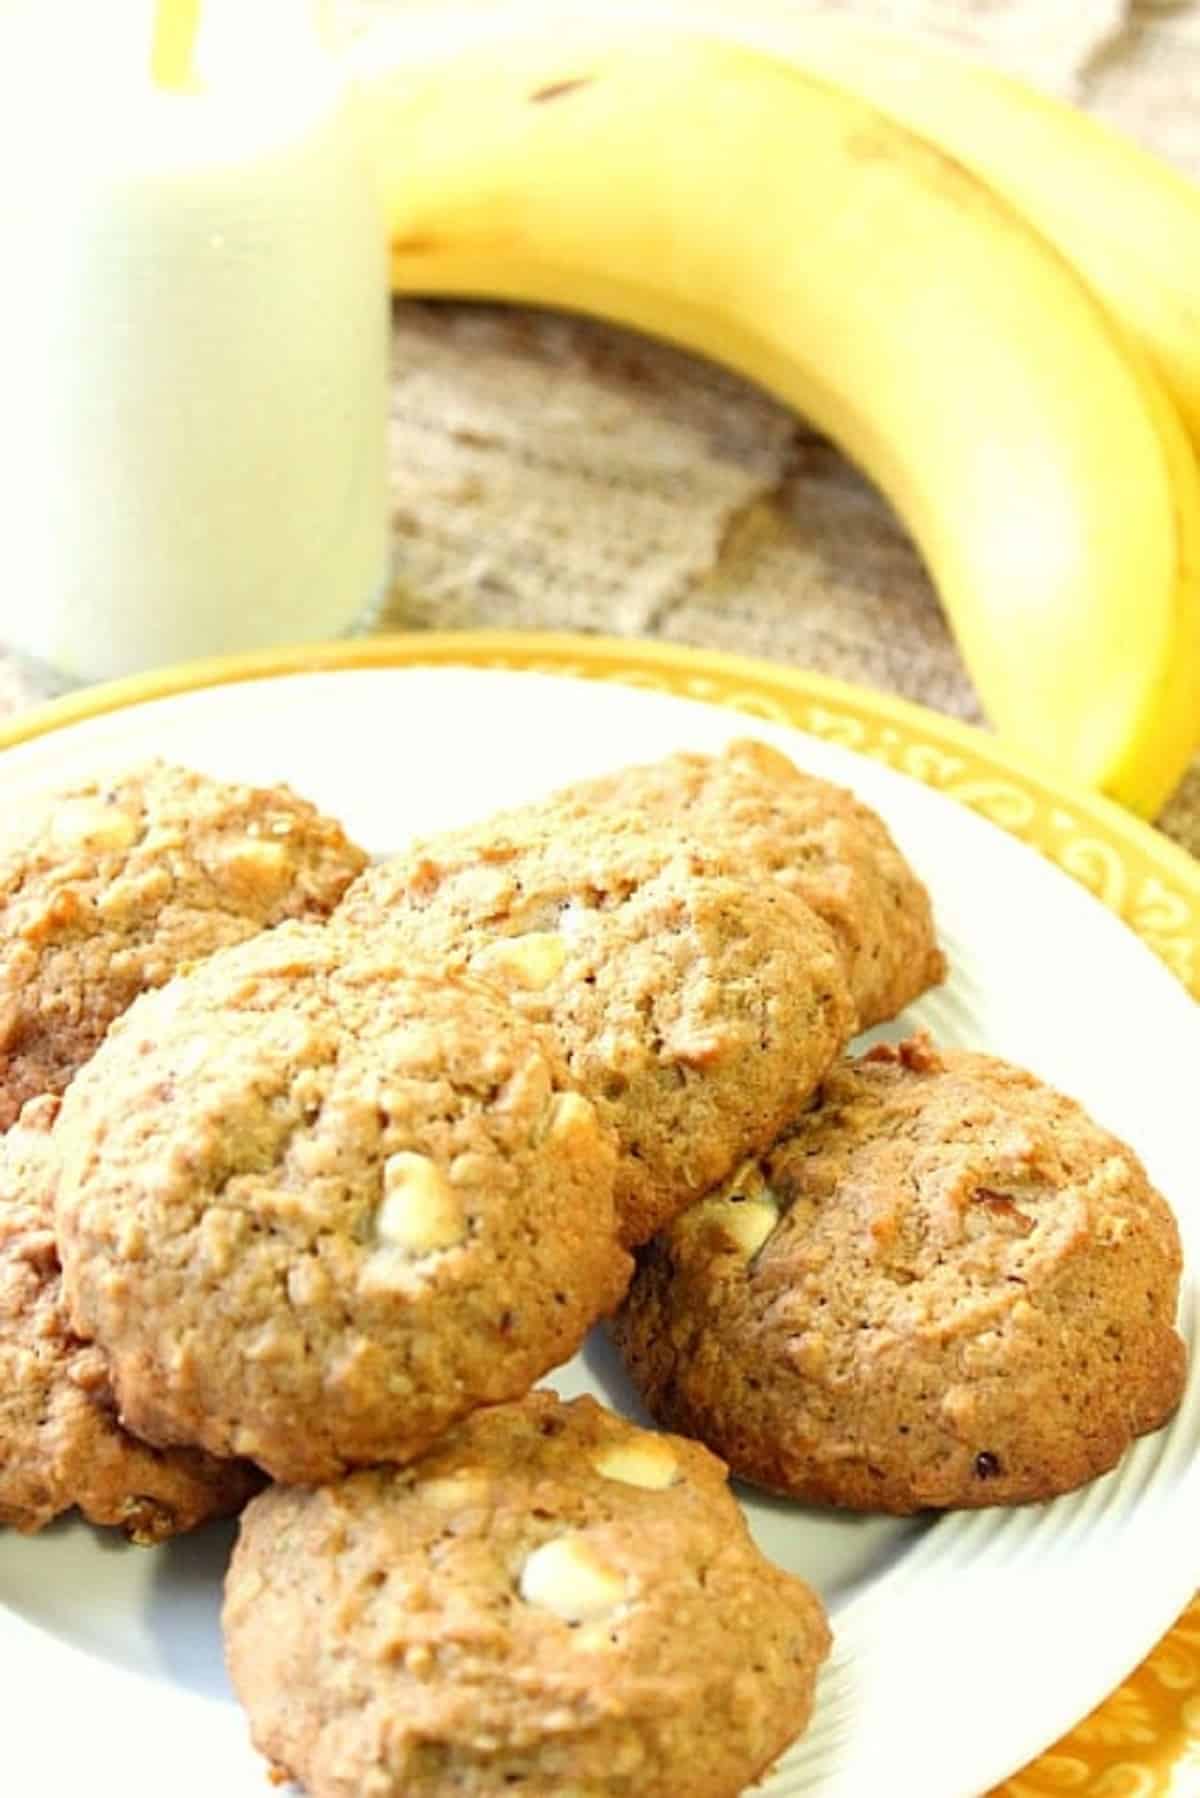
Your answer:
613;1035;1186;1512
0;1094;259;1539
55;924;628;1485
0;759;367;1128
223;1391;830;1798
337;819;854;1247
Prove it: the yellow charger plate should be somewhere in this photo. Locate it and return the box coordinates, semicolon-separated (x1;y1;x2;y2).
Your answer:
2;628;1198;1796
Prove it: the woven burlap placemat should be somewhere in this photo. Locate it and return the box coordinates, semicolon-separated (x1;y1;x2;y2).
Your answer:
4;0;1198;858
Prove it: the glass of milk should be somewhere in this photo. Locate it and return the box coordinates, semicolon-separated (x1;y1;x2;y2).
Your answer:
0;4;390;684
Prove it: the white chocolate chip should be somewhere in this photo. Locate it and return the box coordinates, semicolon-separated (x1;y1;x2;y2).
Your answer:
211;837;290;885
471;931;567;990
683;1179;780;1261
718;1194;780;1259
593;1435;679;1491
418;1471;489;1508
375;1153;465;1256
557;901;591;943
518;1535;628;1624
51;799;139;852
546;1090;598;1141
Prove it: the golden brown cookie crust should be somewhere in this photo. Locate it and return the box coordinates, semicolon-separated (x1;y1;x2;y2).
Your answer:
538;739;945;1031
55;923;629;1484
0;1096;259;1540
0;759;367;1129
337;819;854;1246
613;1035;1186;1512
223;1392;831;1798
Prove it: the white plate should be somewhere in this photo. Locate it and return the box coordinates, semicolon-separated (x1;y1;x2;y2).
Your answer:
1;663;1197;1798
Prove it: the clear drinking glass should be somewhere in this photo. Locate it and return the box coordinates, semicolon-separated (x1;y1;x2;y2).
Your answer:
0;5;390;684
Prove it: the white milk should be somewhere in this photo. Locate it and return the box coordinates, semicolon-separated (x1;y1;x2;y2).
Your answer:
0;30;389;682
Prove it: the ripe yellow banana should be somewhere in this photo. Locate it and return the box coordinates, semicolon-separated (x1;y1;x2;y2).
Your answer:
646;5;1200;457
355;25;1200;815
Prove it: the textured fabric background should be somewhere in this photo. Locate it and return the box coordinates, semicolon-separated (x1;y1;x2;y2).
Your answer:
4;0;1198;857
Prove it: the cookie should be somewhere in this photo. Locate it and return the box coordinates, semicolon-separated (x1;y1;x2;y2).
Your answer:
0;759;367;1128
55;923;629;1485
613;1035;1186;1512
336;819;854;1246
546;739;945;1030
223;1391;831;1798
0;1095;259;1540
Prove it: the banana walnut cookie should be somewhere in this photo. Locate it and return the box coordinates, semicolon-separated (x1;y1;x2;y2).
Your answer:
0;759;367;1128
223;1392;831;1798
613;1035;1186;1512
54;923;629;1485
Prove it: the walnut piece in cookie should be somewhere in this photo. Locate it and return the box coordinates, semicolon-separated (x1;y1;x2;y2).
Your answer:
336;816;854;1247
480;738;945;1032
223;1392;831;1798
55;923;629;1485
0;759;367;1128
613;1035;1186;1512
0;1095;260;1540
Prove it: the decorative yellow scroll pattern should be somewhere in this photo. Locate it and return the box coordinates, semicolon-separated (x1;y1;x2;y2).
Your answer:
992;1596;1200;1797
